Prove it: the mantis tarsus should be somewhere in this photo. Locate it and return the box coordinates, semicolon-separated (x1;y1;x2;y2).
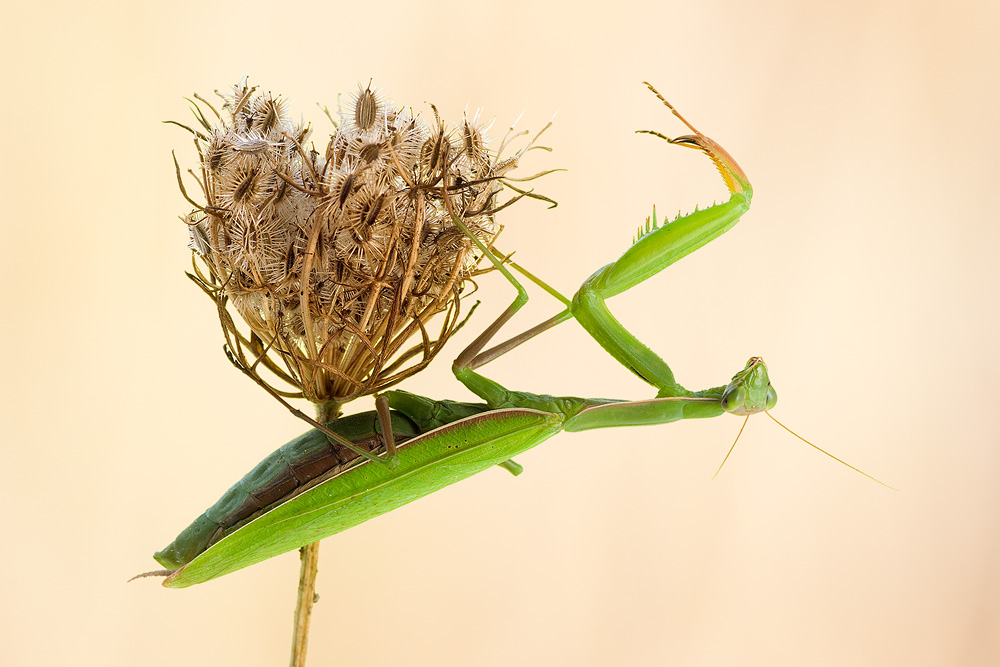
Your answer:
150;84;889;589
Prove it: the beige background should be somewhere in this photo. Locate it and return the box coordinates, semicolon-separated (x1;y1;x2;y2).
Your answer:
2;0;998;665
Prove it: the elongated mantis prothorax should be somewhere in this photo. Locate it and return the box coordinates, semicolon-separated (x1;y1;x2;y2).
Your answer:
175;80;550;414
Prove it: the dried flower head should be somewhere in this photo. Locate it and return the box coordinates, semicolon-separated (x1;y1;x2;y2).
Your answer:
173;79;551;412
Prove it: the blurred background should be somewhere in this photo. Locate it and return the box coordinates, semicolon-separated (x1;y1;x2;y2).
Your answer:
2;1;998;665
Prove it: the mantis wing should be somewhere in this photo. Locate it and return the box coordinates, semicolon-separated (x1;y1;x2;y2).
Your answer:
164;408;562;587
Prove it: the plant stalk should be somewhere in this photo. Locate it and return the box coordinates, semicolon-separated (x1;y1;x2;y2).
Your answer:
289;400;340;667
289;542;321;667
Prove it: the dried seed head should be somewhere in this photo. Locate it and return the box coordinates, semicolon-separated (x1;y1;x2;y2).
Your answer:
177;79;548;408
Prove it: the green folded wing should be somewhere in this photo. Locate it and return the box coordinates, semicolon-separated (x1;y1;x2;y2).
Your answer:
154;411;422;570
164;408;562;587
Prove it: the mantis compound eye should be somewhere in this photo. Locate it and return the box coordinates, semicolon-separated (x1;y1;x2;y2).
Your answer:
720;383;748;414
765;385;777;411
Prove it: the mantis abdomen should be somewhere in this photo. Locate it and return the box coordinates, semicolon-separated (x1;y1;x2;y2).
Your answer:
155;411;421;569
155;397;493;570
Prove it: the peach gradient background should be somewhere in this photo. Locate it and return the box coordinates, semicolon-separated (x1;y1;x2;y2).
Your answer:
2;1;997;665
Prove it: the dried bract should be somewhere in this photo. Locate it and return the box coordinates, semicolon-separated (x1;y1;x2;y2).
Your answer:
176;80;546;411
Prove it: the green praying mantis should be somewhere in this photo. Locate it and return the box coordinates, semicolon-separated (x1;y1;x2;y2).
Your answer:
149;84;890;589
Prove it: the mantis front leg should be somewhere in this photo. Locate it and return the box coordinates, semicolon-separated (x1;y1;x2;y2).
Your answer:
455;84;755;403
570;83;753;398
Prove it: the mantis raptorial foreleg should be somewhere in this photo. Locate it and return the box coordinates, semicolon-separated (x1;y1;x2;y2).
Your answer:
570;83;752;398
451;84;766;415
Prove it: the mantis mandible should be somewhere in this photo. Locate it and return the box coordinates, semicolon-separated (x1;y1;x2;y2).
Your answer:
149;84;889;588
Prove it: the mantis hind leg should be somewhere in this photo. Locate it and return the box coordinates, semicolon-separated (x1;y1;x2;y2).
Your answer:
373;394;400;469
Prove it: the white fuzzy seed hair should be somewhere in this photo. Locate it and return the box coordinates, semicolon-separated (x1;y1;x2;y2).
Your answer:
176;79;549;409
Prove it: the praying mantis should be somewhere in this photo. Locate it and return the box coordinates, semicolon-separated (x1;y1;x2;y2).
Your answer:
151;84;888;589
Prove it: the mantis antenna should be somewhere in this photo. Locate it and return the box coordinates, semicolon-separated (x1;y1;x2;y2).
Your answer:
713;413;750;480
765;411;898;490
713;406;898;490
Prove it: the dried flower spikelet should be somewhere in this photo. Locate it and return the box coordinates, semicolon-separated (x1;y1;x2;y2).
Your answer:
176;80;546;410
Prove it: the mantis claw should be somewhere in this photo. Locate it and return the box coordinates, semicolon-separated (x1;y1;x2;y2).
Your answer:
640;82;750;196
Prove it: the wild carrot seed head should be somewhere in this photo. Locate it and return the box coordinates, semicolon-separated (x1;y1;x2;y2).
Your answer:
177;79;548;408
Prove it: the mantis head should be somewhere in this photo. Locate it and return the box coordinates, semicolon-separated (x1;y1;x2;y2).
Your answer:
720;357;777;416
714;358;896;489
